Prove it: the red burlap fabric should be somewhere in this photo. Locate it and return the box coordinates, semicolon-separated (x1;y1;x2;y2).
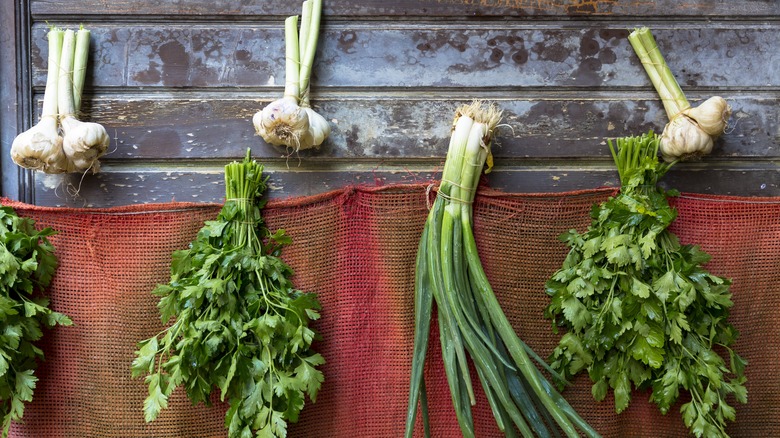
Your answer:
4;185;778;437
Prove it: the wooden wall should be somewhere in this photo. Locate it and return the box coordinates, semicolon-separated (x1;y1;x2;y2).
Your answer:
1;1;779;207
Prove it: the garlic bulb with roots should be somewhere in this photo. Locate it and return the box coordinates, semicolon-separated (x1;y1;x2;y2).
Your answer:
11;28;68;174
11;117;68;174
253;0;329;152
60;117;109;172
253;96;309;148
629;28;731;163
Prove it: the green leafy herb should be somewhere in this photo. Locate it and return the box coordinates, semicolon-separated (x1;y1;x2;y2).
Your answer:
132;151;323;438
0;206;72;437
545;132;746;437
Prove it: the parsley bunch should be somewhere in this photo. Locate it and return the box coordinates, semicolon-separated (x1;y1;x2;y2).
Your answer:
132;151;324;438
545;132;747;437
0;206;71;437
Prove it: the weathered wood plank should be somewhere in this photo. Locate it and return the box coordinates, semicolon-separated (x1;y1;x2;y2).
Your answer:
30;25;780;89
30;0;780;18
31;94;776;160
32;165;779;207
0;1;32;201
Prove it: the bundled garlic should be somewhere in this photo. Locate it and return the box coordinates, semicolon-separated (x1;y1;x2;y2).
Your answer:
11;28;68;174
59;28;109;173
253;0;330;152
629;28;731;162
10;26;108;175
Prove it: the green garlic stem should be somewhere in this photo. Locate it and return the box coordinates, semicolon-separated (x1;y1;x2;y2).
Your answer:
299;0;312;71
58;29;77;117
628;28;689;120
284;15;301;99
298;0;322;105
637;28;689;115
72;27;90;112
42;29;64;118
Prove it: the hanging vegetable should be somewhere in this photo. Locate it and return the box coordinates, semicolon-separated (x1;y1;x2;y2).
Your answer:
58;27;109;173
544;132;747;438
10;26;108;174
131;150;324;438
405;101;599;438
628;27;731;162
0;206;72;438
253;0;330;152
10;28;68;174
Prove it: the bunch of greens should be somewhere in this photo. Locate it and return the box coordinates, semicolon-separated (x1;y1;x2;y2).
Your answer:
544;132;747;437
0;206;71;437
132;151;324;438
406;101;599;438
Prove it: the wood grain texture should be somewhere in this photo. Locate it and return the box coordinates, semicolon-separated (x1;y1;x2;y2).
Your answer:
0;1;27;201
30;0;780;18
32;94;777;161
33;164;778;208
6;1;778;206
30;24;780;89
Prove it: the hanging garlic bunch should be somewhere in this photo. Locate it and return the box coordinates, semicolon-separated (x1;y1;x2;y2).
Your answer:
253;0;330;152
628;27;731;162
59;27;109;173
10;28;69;174
10;26;108;174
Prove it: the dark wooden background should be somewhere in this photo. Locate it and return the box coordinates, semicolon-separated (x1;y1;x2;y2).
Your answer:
1;1;778;207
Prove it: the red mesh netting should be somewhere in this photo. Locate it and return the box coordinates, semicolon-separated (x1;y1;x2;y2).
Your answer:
4;185;778;437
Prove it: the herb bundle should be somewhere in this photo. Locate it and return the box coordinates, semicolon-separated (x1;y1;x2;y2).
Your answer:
0;206;71;437
545;132;747;437
132;151;324;438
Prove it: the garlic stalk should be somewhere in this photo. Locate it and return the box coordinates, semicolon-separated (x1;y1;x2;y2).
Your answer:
10;28;68;174
254;0;330;151
628;27;731;162
59;28;109;173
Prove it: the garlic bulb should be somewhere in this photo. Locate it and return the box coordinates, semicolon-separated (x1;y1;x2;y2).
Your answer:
10;118;68;173
683;96;732;137
300;107;330;149
253;96;310;148
629;28;732;163
61;117;110;172
58;29;108;173
11;28;68;173
253;0;329;152
660;115;713;162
